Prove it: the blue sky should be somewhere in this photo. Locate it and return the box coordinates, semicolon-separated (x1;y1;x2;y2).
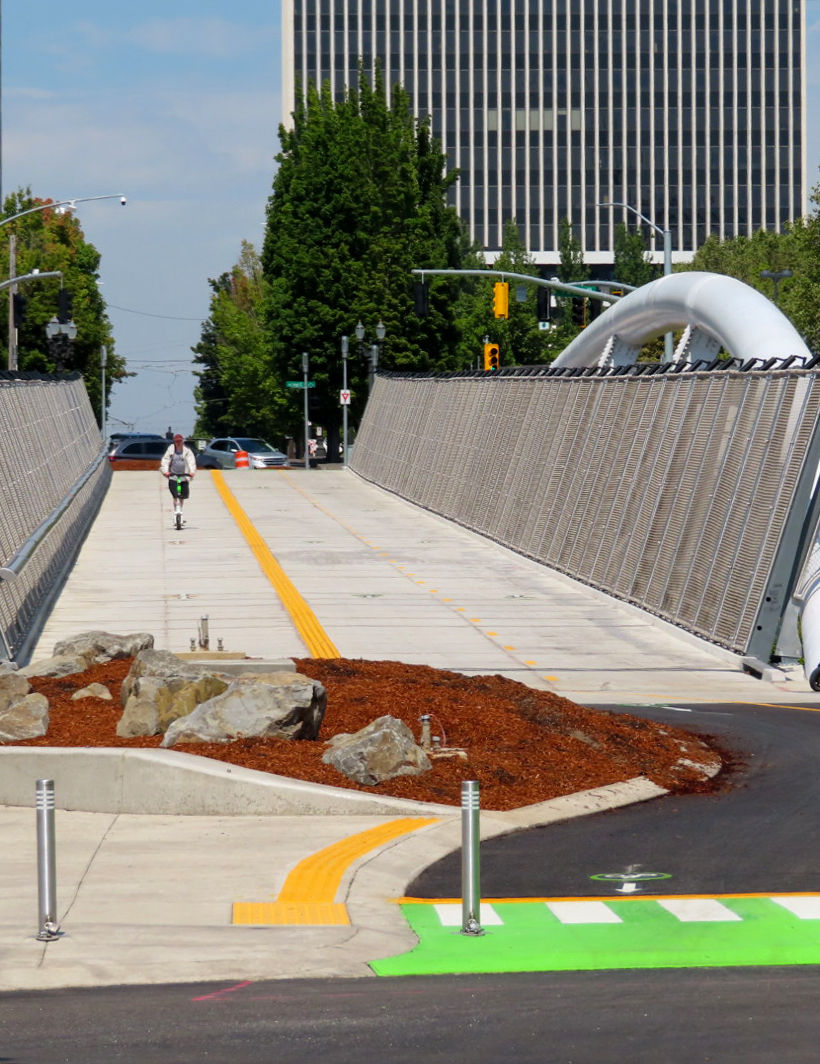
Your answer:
3;1;820;436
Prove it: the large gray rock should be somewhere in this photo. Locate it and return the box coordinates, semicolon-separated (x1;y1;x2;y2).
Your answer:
322;716;431;786
52;630;155;667
161;672;326;747
117;673;229;738
120;648;202;706
0;673;49;741
18;654;89;680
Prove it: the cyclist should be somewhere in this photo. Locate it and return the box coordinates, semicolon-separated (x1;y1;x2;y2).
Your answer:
160;433;196;525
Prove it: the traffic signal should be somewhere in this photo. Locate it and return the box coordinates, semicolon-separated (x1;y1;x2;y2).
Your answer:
493;282;509;319
571;298;587;327
413;280;429;316
483;343;500;371
12;293;26;327
58;288;74;323
536;287;551;322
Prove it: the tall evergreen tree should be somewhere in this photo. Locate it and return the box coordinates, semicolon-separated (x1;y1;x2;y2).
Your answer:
192;242;285;439
262;71;469;457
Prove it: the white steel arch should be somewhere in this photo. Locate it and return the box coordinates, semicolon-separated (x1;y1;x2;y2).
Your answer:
552;271;813;368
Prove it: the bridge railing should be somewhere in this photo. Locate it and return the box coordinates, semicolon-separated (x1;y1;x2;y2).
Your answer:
350;366;820;659
0;373;110;662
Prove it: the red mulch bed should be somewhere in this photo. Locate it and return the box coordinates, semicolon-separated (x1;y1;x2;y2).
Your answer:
13;656;727;811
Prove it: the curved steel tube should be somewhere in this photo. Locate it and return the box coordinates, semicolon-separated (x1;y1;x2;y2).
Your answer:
552;271;812;367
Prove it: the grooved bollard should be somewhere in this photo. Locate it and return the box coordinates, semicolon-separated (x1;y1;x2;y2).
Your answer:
460;780;484;936
36;779;60;941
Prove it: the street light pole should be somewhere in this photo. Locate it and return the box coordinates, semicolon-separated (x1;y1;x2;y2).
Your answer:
599;200;673;362
341;335;349;467
100;345;108;438
302;351;310;470
760;268;793;306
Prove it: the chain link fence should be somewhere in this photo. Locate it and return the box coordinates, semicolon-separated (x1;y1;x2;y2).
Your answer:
351;369;820;656
0;374;110;661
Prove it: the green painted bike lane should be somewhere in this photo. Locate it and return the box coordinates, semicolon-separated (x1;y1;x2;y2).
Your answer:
371;895;820;976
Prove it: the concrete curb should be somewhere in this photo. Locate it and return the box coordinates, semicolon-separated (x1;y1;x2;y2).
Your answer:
0;747;457;817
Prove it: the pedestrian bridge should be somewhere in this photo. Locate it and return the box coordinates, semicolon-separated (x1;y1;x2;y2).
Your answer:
1;271;820;696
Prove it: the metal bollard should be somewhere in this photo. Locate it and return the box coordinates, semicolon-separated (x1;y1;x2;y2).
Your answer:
198;614;210;650
460;780;484;936
35;779;60;941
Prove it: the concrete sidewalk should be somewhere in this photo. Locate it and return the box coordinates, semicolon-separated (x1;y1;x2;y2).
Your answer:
3;465;816;992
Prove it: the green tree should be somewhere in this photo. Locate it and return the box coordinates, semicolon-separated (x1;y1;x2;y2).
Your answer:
262;71;470;458
613;222;657;288
557;217;589;283
0;189;127;424
192;242;286;440
682;183;820;353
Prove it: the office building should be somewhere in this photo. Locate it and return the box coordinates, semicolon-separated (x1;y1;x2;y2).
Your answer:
282;0;806;266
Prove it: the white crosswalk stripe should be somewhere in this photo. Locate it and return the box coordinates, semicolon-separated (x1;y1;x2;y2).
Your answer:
433;903;503;926
546;901;623;924
656;899;742;922
770;896;820;919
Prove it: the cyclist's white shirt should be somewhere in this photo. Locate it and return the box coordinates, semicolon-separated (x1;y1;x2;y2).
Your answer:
160;445;196;477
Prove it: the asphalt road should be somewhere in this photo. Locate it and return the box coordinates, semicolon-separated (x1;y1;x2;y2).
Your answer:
410;701;820;898
4;701;820;1063
3;968;820;1064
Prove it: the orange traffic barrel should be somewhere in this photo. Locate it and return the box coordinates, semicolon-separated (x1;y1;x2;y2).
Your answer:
234;451;250;469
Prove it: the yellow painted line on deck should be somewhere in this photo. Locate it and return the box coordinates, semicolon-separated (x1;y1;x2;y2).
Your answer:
233;817;440;926
210;470;339;659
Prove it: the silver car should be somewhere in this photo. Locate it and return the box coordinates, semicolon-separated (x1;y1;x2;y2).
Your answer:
198;437;289;470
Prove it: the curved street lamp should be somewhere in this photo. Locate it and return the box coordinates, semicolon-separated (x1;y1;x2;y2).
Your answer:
5;193;126;370
599;200;673;362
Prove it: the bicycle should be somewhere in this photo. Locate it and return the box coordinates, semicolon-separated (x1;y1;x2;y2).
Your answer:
169;474;190;530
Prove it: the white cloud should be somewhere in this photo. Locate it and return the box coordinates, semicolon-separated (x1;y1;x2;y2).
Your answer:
77;17;277;59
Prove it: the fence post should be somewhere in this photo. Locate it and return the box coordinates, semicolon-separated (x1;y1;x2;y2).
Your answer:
36;779;60;941
460;780;484;936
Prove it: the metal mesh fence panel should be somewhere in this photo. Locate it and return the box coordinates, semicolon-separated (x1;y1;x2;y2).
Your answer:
0;376;109;660
352;370;820;654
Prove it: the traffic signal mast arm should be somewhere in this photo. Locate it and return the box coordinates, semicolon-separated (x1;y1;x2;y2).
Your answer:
0;271;62;294
411;268;635;303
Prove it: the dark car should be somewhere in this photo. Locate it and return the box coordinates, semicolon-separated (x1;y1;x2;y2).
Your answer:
108;437;172;468
198;437;289;470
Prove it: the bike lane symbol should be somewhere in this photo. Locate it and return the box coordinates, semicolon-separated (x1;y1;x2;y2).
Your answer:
590;871;673;894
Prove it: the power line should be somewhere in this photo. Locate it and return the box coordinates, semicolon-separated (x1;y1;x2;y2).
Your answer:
107;303;203;321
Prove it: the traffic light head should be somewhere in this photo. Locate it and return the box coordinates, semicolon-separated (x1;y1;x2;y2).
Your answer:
413;280;429;316
12;293;26;327
58;288;74;323
493;282;509;319
536;287;551;321
483;342;500;372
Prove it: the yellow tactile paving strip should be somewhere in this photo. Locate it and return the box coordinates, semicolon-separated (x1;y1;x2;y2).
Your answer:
233;817;440;925
210;470;339;658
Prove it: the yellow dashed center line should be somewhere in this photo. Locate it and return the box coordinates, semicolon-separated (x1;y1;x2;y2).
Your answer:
233;817;440;926
210;470;339;659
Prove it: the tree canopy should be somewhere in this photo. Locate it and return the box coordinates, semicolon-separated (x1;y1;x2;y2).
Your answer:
613;223;658;288
0;189;126;423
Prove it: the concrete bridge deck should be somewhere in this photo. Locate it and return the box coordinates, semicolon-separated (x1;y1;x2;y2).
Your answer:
33;466;815;704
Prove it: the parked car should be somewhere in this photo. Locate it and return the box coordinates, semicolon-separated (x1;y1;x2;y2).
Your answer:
198;437;289;470
108;432;165;449
108;437;172;468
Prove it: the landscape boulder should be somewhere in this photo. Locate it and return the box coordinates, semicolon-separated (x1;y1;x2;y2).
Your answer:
117;673;229;738
120;648;204;706
71;683;113;701
322;715;431;786
0;673;49;741
52;630;155;667
161;672;327;747
18;654;89;680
